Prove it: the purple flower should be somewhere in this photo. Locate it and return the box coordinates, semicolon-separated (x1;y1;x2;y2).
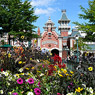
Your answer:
38;82;41;87
68;86;71;89
17;78;23;84
42;65;44;67
27;78;34;84
70;83;73;86
12;92;18;95
57;93;61;95
34;88;41;95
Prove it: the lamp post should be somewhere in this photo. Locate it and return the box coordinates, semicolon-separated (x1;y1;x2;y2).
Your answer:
75;35;79;63
65;46;69;61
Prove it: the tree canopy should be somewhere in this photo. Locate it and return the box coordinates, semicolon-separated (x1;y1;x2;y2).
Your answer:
0;0;38;44
73;0;95;42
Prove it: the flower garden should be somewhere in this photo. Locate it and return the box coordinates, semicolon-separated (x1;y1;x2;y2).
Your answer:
0;46;95;95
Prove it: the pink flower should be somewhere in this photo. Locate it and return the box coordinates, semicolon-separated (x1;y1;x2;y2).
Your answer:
17;78;23;84
34;88;41;95
12;92;18;95
27;78;34;84
38;82;41;87
57;93;61;95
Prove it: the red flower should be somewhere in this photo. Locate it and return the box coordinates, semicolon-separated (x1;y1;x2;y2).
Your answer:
48;64;56;76
62;63;66;68
52;54;62;64
1;68;3;72
57;93;61;95
58;64;62;68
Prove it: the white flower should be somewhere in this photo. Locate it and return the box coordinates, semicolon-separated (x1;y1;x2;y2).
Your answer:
0;90;4;94
7;82;10;86
89;87;93;94
8;92;12;95
27;92;34;95
0;74;2;77
37;59;39;62
13;74;16;78
2;71;8;76
66;92;73;95
82;84;86;88
8;76;12;81
40;73;44;76
19;68;23;72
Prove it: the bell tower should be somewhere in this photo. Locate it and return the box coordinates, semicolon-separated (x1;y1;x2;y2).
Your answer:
58;10;71;37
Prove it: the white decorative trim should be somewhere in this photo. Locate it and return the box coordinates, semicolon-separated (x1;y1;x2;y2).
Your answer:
84;42;95;44
59;51;62;57
59;37;62;50
38;38;41;47
42;40;58;45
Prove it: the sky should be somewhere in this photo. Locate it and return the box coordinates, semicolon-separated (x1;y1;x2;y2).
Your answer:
29;0;89;34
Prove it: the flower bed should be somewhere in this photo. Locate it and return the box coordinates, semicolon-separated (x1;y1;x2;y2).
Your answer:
0;47;95;95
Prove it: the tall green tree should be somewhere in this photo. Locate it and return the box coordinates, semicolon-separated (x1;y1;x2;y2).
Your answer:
73;0;95;42
0;0;38;44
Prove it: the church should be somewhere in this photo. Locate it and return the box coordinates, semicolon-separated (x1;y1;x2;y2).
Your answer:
36;10;72;59
35;10;95;59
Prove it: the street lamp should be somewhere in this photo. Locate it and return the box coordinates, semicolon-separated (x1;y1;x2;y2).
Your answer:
65;46;69;61
75;35;79;63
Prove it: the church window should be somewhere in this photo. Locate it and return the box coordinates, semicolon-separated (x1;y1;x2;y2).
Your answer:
48;32;52;39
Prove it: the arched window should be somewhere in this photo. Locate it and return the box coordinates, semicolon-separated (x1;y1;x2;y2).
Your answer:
48;32;52;39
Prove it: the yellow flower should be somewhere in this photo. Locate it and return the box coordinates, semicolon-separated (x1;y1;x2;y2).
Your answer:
30;58;32;61
23;62;26;64
16;74;19;78
34;39;37;43
88;67;93;71
66;74;69;76
4;53;7;56
27;73;31;75
37;70;40;73
50;53;52;55
21;36;24;39
75;87;83;92
59;74;63;77
25;68;29;70
8;53;11;58
61;69;67;74
58;70;63;77
18;61;22;64
54;66;57;69
70;71;74;74
20;73;24;75
31;67;34;69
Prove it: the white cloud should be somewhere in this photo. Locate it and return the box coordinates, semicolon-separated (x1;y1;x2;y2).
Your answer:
31;0;56;7
35;8;55;15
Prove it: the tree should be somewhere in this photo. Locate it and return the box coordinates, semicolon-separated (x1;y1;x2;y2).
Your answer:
0;0;38;44
73;0;95;42
73;38;91;51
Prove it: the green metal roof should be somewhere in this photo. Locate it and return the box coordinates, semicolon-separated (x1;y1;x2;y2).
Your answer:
0;44;13;48
70;31;82;37
61;13;68;20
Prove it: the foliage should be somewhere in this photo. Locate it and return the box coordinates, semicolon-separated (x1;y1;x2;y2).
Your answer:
73;0;95;42
73;38;91;51
72;61;95;91
0;0;38;44
0;47;95;95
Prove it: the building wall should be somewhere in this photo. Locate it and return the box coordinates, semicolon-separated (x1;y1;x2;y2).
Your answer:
40;31;59;50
